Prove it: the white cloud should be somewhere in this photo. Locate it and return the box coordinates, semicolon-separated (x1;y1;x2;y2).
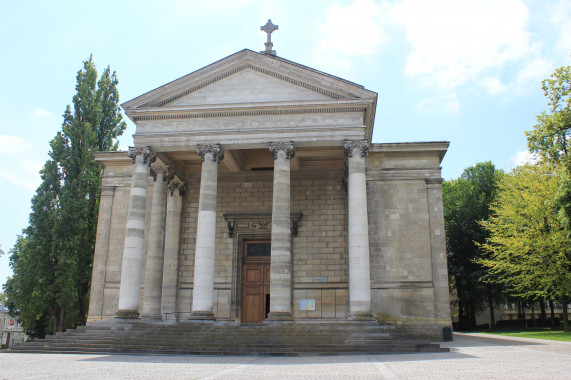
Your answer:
392;0;532;92
509;150;538;168
515;55;552;92
417;93;459;112
32;108;55;118
481;76;507;95
551;0;571;57
0;134;46;191
315;0;387;68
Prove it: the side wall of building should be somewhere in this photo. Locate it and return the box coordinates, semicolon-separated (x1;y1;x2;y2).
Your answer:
366;146;451;337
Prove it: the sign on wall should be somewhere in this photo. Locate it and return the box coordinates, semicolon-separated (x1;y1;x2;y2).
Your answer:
299;299;315;311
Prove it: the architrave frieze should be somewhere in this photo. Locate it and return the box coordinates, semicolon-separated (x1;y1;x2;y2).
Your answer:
129;103;368;122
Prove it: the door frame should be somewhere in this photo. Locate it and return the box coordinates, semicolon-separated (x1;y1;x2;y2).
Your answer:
230;232;271;321
241;240;271;322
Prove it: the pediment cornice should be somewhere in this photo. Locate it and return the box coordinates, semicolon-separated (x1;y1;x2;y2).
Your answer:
122;50;377;113
128;99;372;122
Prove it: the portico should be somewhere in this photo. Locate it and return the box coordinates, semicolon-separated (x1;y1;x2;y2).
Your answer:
88;48;451;339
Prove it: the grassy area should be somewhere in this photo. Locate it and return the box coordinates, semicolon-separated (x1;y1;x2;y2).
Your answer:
474;328;571;342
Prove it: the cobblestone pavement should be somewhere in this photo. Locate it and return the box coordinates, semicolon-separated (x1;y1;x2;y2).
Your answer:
1;333;570;379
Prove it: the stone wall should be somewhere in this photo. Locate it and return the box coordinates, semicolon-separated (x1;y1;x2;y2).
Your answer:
176;168;349;320
366;143;451;336
89;142;451;336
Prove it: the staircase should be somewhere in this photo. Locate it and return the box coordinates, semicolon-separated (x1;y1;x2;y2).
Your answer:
10;319;448;356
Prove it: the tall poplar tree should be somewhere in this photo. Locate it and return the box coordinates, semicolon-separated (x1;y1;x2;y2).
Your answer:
4;56;126;337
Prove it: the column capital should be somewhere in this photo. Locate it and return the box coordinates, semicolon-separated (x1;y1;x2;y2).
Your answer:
344;140;369;158
425;178;444;185
197;144;224;162
128;146;156;165
168;181;186;196
150;164;174;182
269;141;295;160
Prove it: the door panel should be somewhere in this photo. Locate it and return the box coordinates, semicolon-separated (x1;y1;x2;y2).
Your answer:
241;241;271;323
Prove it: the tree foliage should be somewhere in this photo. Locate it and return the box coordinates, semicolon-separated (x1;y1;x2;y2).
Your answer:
443;161;501;329
526;66;571;166
478;163;571;331
3;56;126;337
524;65;571;331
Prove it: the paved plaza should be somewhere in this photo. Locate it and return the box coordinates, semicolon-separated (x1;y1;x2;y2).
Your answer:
1;333;570;379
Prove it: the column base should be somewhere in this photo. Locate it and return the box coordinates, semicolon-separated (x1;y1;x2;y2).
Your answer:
188;311;216;320
348;312;375;321
141;314;163;321
116;310;140;319
266;312;294;321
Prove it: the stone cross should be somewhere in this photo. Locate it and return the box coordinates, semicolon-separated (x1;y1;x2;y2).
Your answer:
260;19;278;55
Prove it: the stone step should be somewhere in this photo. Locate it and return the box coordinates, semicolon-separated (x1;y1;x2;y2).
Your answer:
11;320;447;356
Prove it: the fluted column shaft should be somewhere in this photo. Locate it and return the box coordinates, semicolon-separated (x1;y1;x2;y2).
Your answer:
267;142;295;321
190;144;223;320
161;182;186;319
344;140;373;319
117;146;155;318
142;165;171;319
87;186;115;321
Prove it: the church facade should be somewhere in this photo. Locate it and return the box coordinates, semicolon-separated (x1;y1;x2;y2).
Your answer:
87;48;452;339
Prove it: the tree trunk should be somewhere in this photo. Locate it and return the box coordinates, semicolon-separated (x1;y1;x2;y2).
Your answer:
549;299;556;329
539;298;546;324
456;276;464;329
531;303;536;327
57;307;65;333
518;300;524;327
469;304;477;329
562;294;569;332
487;288;495;329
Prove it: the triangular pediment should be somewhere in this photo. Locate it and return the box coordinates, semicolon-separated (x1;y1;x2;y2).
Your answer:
122;50;377;112
165;67;334;107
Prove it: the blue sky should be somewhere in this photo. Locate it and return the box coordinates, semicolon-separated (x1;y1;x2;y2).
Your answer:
0;0;570;287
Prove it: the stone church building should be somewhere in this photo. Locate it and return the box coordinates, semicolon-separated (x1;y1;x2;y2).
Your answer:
86;34;451;339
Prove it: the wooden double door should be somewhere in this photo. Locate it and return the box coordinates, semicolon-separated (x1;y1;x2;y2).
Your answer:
241;241;271;323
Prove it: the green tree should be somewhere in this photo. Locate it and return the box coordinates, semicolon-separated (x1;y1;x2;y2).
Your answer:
443;161;502;329
525;65;571;331
3;56;126;337
479;163;571;331
526;66;571;166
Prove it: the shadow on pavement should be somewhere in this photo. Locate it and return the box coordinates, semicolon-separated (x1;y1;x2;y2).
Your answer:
450;332;543;348
81;351;476;365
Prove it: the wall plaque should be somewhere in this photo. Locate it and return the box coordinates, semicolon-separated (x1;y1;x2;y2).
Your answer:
299;299;315;311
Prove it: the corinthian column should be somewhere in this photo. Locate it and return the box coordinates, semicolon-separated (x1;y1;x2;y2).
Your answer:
190;144;223;320
117;146;155;318
161;181;186;319
344;140;373;320
267;142;295;321
142;165;172;319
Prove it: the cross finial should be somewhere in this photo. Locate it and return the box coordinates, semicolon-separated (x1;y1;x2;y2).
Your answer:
260;19;278;55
